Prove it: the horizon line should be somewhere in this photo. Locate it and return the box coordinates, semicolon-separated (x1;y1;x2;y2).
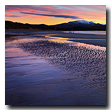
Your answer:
5;20;106;26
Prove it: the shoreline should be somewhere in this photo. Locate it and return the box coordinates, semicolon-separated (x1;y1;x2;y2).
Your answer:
5;30;106;47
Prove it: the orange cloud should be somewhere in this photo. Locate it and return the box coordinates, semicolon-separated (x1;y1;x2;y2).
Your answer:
5;14;24;18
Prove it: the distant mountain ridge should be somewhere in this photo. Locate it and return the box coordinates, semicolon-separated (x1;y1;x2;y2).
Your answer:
54;20;105;27
68;20;95;24
5;20;106;31
67;20;106;27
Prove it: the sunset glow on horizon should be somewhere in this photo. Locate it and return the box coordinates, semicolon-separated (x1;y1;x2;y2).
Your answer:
5;5;106;25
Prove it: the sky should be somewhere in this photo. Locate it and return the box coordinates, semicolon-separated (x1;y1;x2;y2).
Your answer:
5;5;106;25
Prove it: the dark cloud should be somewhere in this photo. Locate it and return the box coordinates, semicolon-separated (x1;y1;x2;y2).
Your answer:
21;12;80;19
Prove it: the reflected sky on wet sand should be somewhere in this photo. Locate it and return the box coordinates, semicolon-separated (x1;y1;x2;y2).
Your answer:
5;31;106;105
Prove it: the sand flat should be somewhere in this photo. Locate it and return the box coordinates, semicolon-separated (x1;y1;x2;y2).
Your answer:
5;31;106;105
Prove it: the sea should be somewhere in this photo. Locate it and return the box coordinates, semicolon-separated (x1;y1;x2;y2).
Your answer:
63;31;106;35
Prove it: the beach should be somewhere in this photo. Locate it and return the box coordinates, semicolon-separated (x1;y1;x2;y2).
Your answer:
5;30;106;47
5;31;106;105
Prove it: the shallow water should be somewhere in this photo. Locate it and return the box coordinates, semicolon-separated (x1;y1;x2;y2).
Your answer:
5;32;106;105
63;31;106;35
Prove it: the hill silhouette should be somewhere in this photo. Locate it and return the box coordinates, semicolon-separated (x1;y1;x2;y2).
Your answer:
5;21;106;31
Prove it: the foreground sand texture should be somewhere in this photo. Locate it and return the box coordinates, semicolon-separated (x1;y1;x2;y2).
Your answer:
5;31;106;105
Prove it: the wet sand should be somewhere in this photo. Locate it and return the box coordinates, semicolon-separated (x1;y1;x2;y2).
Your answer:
5;30;106;47
45;31;106;47
68;39;106;47
5;31;106;105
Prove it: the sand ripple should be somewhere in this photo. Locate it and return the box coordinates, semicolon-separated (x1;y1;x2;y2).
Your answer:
19;40;106;90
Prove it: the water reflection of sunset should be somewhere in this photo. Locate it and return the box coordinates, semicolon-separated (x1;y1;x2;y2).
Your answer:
5;33;106;105
45;36;73;44
45;35;106;51
6;34;106;50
